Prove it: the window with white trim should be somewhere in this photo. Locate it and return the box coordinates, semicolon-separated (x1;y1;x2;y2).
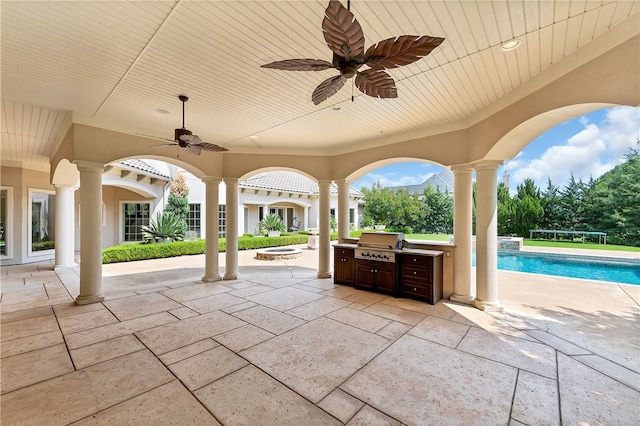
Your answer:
218;205;226;238
30;189;55;253
187;203;201;238
122;203;150;242
0;187;13;258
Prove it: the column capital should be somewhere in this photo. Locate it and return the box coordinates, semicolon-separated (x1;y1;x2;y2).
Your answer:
202;176;222;184
317;179;332;187
472;160;503;171
450;164;475;174
53;183;78;190
223;177;239;185
73;160;105;171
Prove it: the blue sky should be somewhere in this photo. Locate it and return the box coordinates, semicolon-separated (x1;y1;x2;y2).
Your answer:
352;106;640;192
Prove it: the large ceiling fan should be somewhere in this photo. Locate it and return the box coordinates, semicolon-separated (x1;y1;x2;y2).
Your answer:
261;0;445;105
145;95;227;155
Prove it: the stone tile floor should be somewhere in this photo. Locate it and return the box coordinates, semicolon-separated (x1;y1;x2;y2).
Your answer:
1;246;639;425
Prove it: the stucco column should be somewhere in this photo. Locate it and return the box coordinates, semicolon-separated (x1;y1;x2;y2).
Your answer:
473;161;503;312
450;165;474;304
317;180;332;278
202;177;222;282
337;179;350;242
224;178;239;280
54;184;78;270
74;161;104;305
303;206;309;230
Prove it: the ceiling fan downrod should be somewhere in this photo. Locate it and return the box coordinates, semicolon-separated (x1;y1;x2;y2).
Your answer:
179;95;188;129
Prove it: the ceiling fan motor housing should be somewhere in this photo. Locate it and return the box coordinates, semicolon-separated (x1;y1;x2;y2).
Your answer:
174;127;192;147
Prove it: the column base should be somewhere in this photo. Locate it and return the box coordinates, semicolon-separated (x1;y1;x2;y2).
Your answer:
223;273;239;280
54;263;78;271
472;299;504;312
75;294;104;305
449;294;475;305
316;272;332;279
201;274;222;282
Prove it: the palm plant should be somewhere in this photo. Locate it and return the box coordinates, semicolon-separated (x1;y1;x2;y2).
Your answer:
141;211;187;242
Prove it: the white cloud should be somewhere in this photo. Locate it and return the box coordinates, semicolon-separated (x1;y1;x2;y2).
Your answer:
508;106;639;190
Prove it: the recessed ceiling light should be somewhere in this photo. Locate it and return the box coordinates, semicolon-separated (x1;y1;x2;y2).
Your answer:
250;135;258;140
332;106;341;111
501;40;520;52
156;108;170;114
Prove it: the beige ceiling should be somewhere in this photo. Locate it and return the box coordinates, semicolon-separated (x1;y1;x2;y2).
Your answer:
2;1;639;170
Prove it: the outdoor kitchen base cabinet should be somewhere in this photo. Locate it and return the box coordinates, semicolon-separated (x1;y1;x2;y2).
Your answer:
399;253;443;304
334;247;355;286
355;260;397;296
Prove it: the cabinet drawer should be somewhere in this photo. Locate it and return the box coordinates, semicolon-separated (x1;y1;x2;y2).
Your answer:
402;255;433;266
336;248;354;257
401;265;432;280
402;280;432;298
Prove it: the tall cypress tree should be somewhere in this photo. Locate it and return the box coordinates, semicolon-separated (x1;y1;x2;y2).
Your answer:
165;172;190;227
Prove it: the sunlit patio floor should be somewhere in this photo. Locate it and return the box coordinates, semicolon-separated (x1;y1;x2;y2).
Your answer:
1;245;638;425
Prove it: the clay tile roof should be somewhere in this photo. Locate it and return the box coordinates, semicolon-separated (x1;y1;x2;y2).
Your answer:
118;159;170;179
240;171;363;197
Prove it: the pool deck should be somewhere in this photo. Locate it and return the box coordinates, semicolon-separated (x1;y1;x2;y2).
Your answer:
1;245;638;425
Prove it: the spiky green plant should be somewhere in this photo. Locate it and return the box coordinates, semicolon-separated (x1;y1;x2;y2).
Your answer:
141;212;187;242
262;214;286;234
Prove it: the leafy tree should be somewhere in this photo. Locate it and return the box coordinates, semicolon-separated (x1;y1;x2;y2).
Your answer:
361;182;396;225
540;178;562;230
497;182;516;235
510;179;545;237
584;144;640;246
559;174;586;232
421;186;453;233
165;172;190;227
388;188;422;230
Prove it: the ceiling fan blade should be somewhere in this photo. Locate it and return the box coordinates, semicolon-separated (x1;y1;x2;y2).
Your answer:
322;0;365;60
136;133;175;142
149;142;178;149
261;59;334;71
179;133;197;143
364;35;445;70
312;74;347;105
181;145;202;155
355;69;398;99
192;141;229;152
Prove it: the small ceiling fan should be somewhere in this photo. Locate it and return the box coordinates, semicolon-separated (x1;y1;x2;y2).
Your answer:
144;95;227;155
261;0;445;105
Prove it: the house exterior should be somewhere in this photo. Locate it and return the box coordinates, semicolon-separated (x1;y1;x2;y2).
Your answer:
1;160;363;266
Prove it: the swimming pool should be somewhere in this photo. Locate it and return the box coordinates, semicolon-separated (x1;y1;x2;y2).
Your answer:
472;251;640;285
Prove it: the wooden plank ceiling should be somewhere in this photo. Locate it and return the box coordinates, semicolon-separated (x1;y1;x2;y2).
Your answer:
1;1;638;168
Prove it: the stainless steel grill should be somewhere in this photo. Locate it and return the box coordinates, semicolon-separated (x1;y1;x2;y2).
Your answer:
354;232;404;263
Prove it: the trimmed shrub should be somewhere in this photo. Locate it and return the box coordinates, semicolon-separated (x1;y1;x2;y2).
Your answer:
102;231;361;264
102;240;207;264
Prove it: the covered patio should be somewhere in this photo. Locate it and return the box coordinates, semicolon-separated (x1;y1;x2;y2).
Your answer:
1;246;638;424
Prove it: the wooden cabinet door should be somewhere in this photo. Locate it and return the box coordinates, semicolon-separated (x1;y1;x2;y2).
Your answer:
355;262;376;290
374;263;397;295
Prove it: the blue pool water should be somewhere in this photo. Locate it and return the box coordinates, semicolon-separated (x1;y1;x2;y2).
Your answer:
472;251;640;285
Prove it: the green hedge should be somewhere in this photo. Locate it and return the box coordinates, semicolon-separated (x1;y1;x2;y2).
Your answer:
102;231;354;264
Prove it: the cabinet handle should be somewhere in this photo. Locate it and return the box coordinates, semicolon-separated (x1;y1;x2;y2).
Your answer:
413;287;417;291
413;271;417;275
413;258;417;262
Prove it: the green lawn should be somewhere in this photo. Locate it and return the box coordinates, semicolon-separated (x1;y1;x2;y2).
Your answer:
405;234;451;241
404;233;639;252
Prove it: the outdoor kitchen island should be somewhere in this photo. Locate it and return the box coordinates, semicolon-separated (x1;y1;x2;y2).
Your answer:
334;232;444;305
